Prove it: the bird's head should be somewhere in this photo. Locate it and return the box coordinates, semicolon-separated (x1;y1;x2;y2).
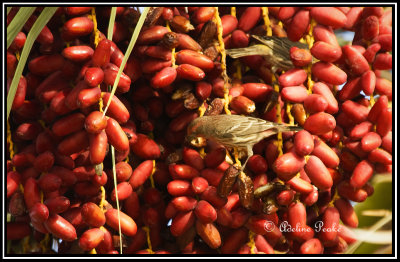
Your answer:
186;118;207;147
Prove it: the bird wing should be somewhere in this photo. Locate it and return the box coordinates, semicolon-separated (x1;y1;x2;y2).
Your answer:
251;35;309;51
204;115;276;143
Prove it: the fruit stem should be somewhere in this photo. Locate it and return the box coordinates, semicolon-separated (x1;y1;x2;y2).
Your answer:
230;6;236;17
247;230;257;254
165;21;176;68
261;7;272;37
214;7;231;116
142;226;155;254
7;119;16;161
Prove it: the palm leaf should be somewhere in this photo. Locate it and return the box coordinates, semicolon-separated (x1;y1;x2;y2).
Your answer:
7;7;58;120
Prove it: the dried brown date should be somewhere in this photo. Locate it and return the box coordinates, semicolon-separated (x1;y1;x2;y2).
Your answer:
238;172;254;210
217;165;240;198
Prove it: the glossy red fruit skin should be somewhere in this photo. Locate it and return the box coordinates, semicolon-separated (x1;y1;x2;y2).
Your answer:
220;227;249;254
204;147;226;168
273;151;306;181
334;198;359;228
282;86;309;103
169;164;200;180
311;41;342;63
8;76;27;111
287;10;310;41
63;16;94;38
28;55;65;76
278;69;308;87
176;64;205;81
361;132;382;152
44;214;77;241
238;7;261;32
8;191;25;217
290;46;313;67
304;155;333;191
342;100;369;124
294;130;314;156
105;208;137;237
29;203;49;223
176;50;214;71
242;83;273;103
7;171;21;198
62;45;94;63
105;117;129;152
84;67;104;87
376;108;392;137
311;62;347;85
368;148;392;165
23;177;41;210
310;7;348;28
195;200;217;224
92;39;111;67
101;92;130;124
137;26;169;45
52;112;85;137
337;181;368;202
130;134;161;160
300;238;324;254
247;155;268;174
79;228;105;251
312;82;339;114
368;95;388;124
111;182;133;201
304;112;336;135
221;15;238;36
183;147;205;170
342;45;370;76
103;67;131;94
170;211;196;237
129;160;153;189
57;130;89;156
304;94;328;114
319;206;340;246
150;67;177;88
312;136;340;168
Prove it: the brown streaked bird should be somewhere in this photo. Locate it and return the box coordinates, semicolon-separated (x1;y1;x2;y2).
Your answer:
226;35;309;73
186;114;302;169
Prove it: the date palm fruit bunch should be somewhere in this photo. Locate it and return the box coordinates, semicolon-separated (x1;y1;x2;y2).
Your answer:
7;6;392;255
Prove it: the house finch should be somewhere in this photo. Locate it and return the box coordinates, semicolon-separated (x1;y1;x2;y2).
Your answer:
186;114;302;168
226;35;309;73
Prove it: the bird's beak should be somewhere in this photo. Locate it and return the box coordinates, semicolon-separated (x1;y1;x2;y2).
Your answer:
185;135;207;148
185;134;196;144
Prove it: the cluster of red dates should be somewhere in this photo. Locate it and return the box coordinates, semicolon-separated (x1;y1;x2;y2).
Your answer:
7;6;392;255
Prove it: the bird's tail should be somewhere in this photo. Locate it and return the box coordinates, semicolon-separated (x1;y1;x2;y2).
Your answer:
226;45;268;58
276;124;303;133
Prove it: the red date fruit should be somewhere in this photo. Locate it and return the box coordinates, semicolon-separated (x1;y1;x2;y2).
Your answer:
63;16;94;38
310;7;347;28
79;228;105;251
44;214;77;241
294;130;314;156
105;117;129;152
195;200;217;223
176;64;205;81
130;134;161;159
273;151;305;181
150;66;177;89
304;112;336;135
105;209;137;237
304;156;333;191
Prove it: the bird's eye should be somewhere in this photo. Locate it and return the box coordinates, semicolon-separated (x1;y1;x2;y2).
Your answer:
187;121;201;136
